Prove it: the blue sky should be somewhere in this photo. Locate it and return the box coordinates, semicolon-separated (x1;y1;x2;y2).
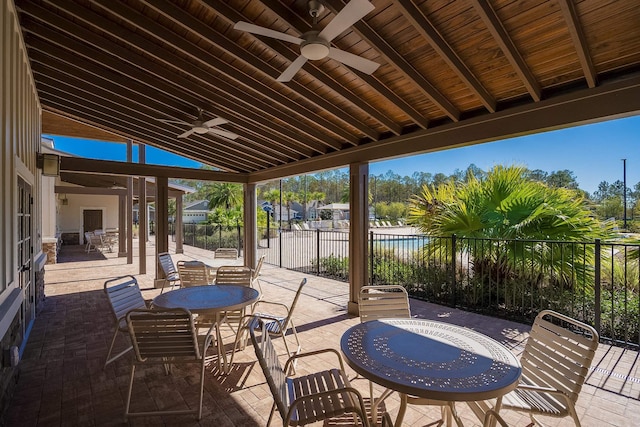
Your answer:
47;114;639;195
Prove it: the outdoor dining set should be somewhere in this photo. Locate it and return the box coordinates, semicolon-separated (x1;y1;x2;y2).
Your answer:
102;251;599;427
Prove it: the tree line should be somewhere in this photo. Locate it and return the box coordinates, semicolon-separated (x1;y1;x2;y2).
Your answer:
171;163;639;228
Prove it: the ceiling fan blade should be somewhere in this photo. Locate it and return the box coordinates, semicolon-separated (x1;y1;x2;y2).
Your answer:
208;128;239;140
318;0;374;42
234;21;303;45
177;129;196;139
158;118;189;125
328;48;380;74
203;117;228;128
277;55;308;82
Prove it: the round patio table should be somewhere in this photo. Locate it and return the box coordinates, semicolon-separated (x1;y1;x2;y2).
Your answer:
341;318;521;426
152;285;259;373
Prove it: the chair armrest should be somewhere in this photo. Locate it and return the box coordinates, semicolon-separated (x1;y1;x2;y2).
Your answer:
284;348;346;373
516;384;562;394
251;300;289;315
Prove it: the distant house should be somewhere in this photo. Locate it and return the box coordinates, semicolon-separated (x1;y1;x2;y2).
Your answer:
183;200;210;223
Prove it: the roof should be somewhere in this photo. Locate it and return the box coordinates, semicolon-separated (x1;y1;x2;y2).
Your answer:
317;203;350;211
19;0;640;182
184;200;210;211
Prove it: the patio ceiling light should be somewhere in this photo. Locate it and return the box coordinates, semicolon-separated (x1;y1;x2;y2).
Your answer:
37;153;61;177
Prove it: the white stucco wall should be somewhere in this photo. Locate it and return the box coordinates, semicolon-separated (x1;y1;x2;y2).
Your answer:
57;194;120;244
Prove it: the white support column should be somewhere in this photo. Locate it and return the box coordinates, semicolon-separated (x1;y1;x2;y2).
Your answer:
243;183;257;269
348;162;369;315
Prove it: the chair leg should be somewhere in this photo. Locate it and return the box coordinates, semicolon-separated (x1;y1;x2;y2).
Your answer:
124;364;136;421
266;401;277;427
104;328;132;368
198;358;205;420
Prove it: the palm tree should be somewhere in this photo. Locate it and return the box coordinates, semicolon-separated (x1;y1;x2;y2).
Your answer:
207;183;242;210
409;165;613;292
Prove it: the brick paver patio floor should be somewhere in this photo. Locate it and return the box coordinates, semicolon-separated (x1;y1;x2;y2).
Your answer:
4;239;640;426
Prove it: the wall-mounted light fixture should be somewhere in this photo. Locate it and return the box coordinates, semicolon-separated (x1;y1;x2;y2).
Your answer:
37;153;61;177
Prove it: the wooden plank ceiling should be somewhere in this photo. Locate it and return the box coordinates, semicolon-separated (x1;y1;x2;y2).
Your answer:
16;0;640;180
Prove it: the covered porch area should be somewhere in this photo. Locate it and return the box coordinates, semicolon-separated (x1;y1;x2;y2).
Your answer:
5;240;639;426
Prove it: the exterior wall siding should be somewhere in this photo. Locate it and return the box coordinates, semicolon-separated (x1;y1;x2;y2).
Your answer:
1;0;42;423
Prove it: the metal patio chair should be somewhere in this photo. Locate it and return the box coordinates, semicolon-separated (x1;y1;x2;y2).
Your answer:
103;275;148;367
177;260;211;287
359;285;449;425
157;252;180;293
470;309;599;427
249;315;370;427
124;307;215;421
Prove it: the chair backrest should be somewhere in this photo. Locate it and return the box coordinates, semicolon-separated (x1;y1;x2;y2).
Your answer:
215;247;238;259
104;275;147;326
126;308;201;362
521;310;599;404
281;278;307;328
216;265;252;286
177;260;210;287
359;285;411;322
249;316;289;420
252;254;266;281
158;252;178;280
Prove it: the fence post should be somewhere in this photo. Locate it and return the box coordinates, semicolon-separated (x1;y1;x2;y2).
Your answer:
370;230;375;285
316;228;321;275
451;234;457;306
594;238;601;335
279;225;283;269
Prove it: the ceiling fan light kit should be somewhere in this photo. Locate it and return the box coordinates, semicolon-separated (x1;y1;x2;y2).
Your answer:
300;34;330;60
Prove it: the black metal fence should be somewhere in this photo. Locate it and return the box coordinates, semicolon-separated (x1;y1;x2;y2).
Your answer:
171;223;243;252
179;223;640;346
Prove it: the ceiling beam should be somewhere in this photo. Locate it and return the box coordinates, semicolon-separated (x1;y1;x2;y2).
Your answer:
55;185;185;198
395;0;496;113
469;0;542;102
557;0;597;88
249;74;640;182
60;157;249;183
322;0;460;122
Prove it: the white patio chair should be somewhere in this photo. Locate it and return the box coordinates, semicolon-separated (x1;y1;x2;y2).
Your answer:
103;275;148;367
470;309;599;427
234;278;307;372
124;307;215;421
157;252;180;293
216;265;254;332
249;315;370;427
359;285;449;425
177;260;211;287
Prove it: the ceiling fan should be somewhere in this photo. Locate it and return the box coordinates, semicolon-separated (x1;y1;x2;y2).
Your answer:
158;109;238;140
234;0;380;82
